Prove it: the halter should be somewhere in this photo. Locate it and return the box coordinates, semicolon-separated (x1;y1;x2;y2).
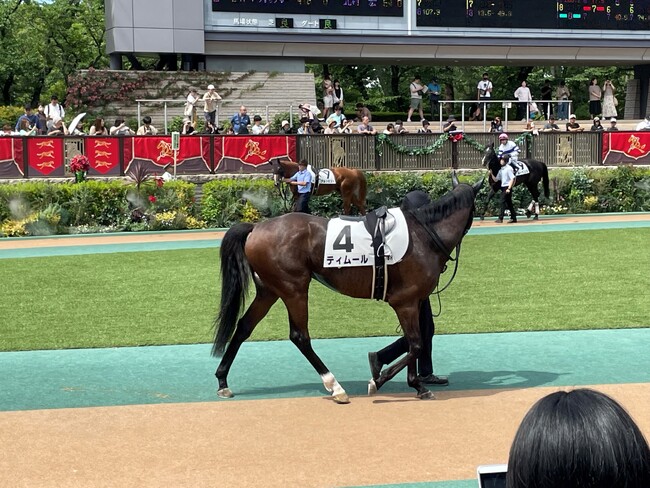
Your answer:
272;163;293;212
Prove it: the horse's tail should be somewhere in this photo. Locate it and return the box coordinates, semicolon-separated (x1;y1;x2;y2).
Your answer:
213;222;255;357
542;163;550;199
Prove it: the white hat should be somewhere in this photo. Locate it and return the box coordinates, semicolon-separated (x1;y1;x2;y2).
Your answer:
610;118;617;123
326;116;337;126
593;116;600;121
207;84;215;90
570;114;577;119
281;120;289;127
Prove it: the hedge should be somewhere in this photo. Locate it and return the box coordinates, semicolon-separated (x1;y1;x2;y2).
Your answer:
1;166;649;237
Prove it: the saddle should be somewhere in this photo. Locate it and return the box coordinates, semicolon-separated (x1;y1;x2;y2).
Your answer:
340;207;394;300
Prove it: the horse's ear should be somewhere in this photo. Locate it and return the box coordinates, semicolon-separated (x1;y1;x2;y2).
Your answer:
472;176;485;195
451;171;459;188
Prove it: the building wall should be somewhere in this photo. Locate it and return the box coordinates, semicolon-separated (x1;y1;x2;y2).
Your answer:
105;0;204;55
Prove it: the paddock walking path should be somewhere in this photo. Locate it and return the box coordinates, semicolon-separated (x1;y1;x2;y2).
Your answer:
1;214;649;488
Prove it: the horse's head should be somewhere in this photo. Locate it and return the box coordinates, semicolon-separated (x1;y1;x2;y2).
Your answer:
481;142;498;169
269;159;284;186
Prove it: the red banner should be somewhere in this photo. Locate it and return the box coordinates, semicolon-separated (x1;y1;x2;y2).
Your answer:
602;131;650;165
27;138;64;177
217;136;296;171
85;137;120;175
124;136;208;173
0;137;24;178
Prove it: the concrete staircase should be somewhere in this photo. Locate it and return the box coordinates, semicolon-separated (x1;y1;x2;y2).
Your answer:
395;118;638;133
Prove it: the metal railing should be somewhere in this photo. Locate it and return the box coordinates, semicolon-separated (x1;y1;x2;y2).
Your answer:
434;99;574;132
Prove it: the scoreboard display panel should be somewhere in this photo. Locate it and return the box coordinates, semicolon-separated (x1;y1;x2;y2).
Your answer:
211;0;404;17
416;0;650;29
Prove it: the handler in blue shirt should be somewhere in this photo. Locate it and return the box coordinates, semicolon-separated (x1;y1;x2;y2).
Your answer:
285;159;313;214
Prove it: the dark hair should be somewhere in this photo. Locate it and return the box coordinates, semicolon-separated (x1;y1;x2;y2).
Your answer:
24;103;32;111
507;389;650;488
386;123;394;130
51;95;58;100
114;118;124;126
422;119;429;126
253;115;262;122
298;159;308;166
142;116;152;125
356;102;364;109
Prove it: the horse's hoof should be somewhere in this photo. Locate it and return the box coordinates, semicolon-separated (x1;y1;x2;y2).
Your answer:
217;388;234;399
332;392;350;404
417;390;434;400
533;214;539;220
368;379;377;396
479;216;485;221
525;210;532;218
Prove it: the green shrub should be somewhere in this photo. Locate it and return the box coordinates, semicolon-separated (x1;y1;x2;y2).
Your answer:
0;106;25;127
201;178;279;227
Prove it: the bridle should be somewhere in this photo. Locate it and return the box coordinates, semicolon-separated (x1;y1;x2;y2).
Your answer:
272;162;293;212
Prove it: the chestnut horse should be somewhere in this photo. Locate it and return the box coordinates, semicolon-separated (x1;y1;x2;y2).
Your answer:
213;174;483;403
270;159;367;215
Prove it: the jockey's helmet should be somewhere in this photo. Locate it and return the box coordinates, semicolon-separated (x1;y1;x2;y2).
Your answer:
499;133;508;140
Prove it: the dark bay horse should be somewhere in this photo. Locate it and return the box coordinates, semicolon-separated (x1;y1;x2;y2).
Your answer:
213;174;483;403
270;159;367;215
481;143;550;219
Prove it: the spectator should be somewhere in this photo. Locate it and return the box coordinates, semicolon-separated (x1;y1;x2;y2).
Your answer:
556;80;571;120
339;118;354;134
394;119;408;134
490;116;503;133
36;105;48;134
18;118;37;136
71;121;85;136
357;115;376;135
15;104;40;133
333;79;344;109
407;75;426;122
231;105;250;135
203;121;218;134
45;95;65;130
427;77;441;120
523;120;539;136
468;101;482;121
323;117;337;134
202;84;222;127
507;388;650;488
607;118;619;131
590;116;604;132
542;115;561;132
0;124;15;136
136;116;158;135
329;104;347;129
528;101;540;120
47;117;68;136
418;119;432;133
184;88;200;126
566;114;584;132
636;115;650;131
182;117;196;135
298;103;320;122
355;102;372;122
322;74;334;119
442;115;458;133
514;80;532;121
383;123;395;135
588;78;602;119
477;72;493;114
602;79;618;120
89;118;108;136
297;117;313;135
278;120;293;134
251;115;269;135
109;118;135;136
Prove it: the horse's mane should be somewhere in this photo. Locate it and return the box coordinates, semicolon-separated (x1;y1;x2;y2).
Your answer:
408;185;476;225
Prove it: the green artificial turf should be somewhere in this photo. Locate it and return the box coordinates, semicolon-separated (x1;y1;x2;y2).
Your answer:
1;228;649;351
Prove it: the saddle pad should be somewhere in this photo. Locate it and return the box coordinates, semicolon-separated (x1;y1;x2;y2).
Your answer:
318;168;336;185
323;208;409;268
514;162;530;177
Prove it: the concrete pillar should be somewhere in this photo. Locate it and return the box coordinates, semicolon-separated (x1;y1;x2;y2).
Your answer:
631;64;650;119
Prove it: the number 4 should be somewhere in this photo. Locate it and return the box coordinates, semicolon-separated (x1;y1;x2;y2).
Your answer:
333;225;354;252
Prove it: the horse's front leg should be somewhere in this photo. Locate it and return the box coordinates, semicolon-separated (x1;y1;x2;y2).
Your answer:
479;187;496;220
368;303;431;399
284;295;350;404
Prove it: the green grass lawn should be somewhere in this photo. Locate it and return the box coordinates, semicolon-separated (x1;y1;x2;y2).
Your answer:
1;228;649;351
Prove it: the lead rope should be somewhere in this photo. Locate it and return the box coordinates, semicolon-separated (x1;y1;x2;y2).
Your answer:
431;244;461;317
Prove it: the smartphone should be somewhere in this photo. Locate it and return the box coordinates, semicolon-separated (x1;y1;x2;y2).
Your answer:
477;464;507;488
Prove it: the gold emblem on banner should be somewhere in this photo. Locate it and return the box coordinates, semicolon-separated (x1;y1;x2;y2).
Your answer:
245;139;267;159
627;135;647;154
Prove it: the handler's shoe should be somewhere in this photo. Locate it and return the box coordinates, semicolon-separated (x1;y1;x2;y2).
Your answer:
419;374;449;386
494;219;503;223
368;352;383;380
507;219;517;223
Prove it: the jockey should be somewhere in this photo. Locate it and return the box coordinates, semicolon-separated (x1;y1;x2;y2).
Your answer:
498;133;523;173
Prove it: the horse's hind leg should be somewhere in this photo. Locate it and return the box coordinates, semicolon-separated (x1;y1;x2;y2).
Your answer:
216;285;278;398
525;182;541;220
283;295;350;404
